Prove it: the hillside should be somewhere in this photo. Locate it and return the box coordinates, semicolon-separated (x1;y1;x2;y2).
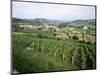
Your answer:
12;18;95;26
69;19;96;26
12;18;66;25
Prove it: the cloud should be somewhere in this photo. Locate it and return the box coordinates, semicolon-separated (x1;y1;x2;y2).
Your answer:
12;1;95;21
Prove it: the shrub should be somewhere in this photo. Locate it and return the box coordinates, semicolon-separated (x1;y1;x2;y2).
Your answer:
57;38;61;40
53;33;57;36
86;41;92;44
79;40;85;43
72;35;79;40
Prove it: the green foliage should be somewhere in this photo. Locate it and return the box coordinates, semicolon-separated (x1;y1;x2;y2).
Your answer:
13;34;96;73
72;35;79;40
53;33;57;36
12;18;96;73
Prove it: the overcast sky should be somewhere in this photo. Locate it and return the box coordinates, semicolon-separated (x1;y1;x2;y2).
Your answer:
12;1;95;21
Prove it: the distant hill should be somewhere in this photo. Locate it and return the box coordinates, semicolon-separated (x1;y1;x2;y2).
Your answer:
32;18;66;24
12;18;96;26
69;19;96;26
12;18;42;25
12;18;66;25
12;18;24;22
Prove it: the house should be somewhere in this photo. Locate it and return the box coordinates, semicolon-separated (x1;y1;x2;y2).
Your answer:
18;23;33;29
42;23;59;31
17;22;59;32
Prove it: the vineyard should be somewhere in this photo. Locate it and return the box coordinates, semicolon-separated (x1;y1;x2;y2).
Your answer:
12;32;96;74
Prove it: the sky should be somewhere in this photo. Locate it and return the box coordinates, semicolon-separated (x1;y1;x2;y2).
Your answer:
12;1;96;21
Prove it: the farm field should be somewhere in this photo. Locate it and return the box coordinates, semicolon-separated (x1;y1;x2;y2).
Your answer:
12;26;96;74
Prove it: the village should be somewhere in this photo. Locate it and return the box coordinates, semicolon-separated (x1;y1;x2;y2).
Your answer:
17;22;59;32
13;21;95;43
